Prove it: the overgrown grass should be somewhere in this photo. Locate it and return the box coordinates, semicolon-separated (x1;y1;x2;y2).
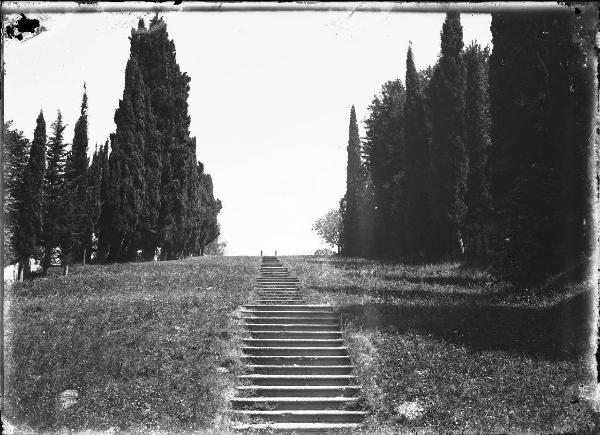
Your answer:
285;255;598;433
4;256;258;433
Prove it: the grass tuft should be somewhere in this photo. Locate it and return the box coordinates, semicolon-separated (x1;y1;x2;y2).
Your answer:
286;255;598;433
5;256;258;433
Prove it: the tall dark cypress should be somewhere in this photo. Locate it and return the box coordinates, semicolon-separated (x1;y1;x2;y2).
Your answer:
86;146;103;263
108;57;151;261
14;111;46;278
195;164;222;256
64;86;91;264
129;16;200;260
341;105;363;257
463;42;492;260
40;111;68;273
363;80;406;258
100;15;220;262
428;12;468;259
489;10;593;285
404;44;432;260
3;122;30;265
96;140;111;263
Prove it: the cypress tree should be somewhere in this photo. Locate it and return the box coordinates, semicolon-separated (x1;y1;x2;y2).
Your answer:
357;173;376;258
463;42;492;260
341;105;363;257
196;165;222;256
363;80;406;258
428;12;468;259
108;57;151;262
488;10;593;285
130;16;199;260
86;145;103;263
3;121;30;265
64;86;92;264
404;44;432;260
96;140;111;263
40;111;68;273
14;111;46;278
100;15;221;262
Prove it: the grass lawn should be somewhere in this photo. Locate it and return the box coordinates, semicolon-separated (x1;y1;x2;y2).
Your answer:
4;255;597;433
285;256;599;433
4;256;258;433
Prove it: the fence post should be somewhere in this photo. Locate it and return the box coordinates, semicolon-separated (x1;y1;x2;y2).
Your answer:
275;250;277;257
260;250;263;257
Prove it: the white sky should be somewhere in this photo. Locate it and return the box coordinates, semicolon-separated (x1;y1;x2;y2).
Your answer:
4;4;492;256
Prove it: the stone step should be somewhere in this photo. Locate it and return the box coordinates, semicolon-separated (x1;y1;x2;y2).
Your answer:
238;374;356;386
231;409;367;423
231;396;359;410
242;346;348;357
256;292;300;295
249;331;343;339
244;339;344;348
244;364;353;375
255;299;305;303
255;292;302;296
255;283;299;286
243;305;332;311
236;385;361;397
231;422;361;432
241;355;351;366
241;310;335;318
243;316;338;325
255;296;303;299
256;284;300;287
245;323;341;331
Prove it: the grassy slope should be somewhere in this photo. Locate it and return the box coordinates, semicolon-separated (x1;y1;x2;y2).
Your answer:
5;256;258;433
285;256;598;433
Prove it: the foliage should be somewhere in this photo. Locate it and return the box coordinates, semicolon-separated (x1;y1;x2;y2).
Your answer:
12;111;46;278
428;12;468;259
488;10;593;284
40;111;68;272
204;238;227;256
64;87;92;265
313;208;342;252
3;121;30;265
363;80;406;258
403;44;432;260
341;105;364;257
100;16;222;262
463;42;492;259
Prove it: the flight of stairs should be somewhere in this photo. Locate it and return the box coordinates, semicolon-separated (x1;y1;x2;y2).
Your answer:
231;256;366;432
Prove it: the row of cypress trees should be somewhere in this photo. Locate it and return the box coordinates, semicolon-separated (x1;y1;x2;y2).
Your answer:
4;15;221;278
341;10;594;286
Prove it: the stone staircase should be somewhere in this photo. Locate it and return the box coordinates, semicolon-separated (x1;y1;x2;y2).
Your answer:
231;256;366;432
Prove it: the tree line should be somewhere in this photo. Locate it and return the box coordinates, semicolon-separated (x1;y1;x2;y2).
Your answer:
3;16;221;279
340;10;594;286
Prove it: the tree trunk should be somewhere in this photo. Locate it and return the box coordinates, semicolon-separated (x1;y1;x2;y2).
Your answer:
22;258;31;280
42;248;52;276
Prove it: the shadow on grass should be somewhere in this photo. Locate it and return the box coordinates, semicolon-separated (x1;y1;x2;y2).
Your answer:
382;275;490;287
307;258;385;268
334;288;593;360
